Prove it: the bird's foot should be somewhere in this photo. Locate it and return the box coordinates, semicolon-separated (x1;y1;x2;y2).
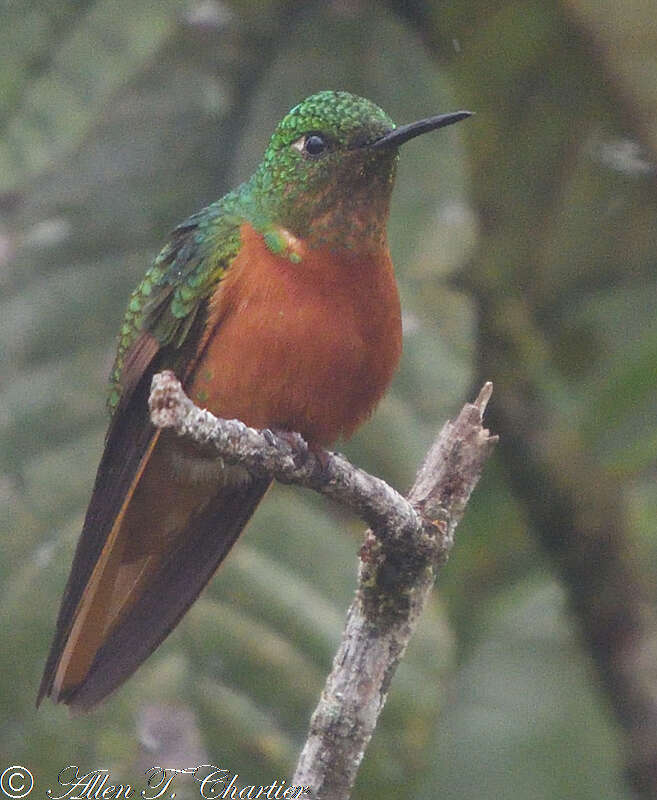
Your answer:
265;428;331;482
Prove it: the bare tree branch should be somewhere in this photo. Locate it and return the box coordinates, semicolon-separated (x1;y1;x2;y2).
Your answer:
149;371;497;800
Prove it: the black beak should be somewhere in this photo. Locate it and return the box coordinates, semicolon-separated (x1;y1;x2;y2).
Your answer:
371;110;473;149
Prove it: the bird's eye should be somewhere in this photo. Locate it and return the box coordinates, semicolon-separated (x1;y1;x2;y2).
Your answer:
304;134;328;156
291;133;330;158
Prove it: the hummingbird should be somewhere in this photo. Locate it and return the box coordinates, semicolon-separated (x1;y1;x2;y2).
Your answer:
38;90;471;710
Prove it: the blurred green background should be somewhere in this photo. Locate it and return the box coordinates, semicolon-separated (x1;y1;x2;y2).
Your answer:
2;1;657;798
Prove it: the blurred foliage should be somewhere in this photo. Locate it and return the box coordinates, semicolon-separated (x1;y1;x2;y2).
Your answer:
1;1;656;799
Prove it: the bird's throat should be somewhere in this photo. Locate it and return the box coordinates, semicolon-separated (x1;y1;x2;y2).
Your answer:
250;148;398;252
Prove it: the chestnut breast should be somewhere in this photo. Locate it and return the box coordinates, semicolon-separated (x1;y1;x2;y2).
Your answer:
189;223;402;446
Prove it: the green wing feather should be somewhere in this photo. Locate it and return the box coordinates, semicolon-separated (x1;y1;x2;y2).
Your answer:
108;193;246;413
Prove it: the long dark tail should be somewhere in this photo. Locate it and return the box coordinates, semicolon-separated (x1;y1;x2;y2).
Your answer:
39;426;270;711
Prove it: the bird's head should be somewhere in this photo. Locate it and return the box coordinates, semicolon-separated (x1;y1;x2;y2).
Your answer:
251;90;471;251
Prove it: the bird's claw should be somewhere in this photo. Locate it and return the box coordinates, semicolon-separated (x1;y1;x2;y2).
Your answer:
264;428;332;480
311;446;332;476
269;428;310;470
